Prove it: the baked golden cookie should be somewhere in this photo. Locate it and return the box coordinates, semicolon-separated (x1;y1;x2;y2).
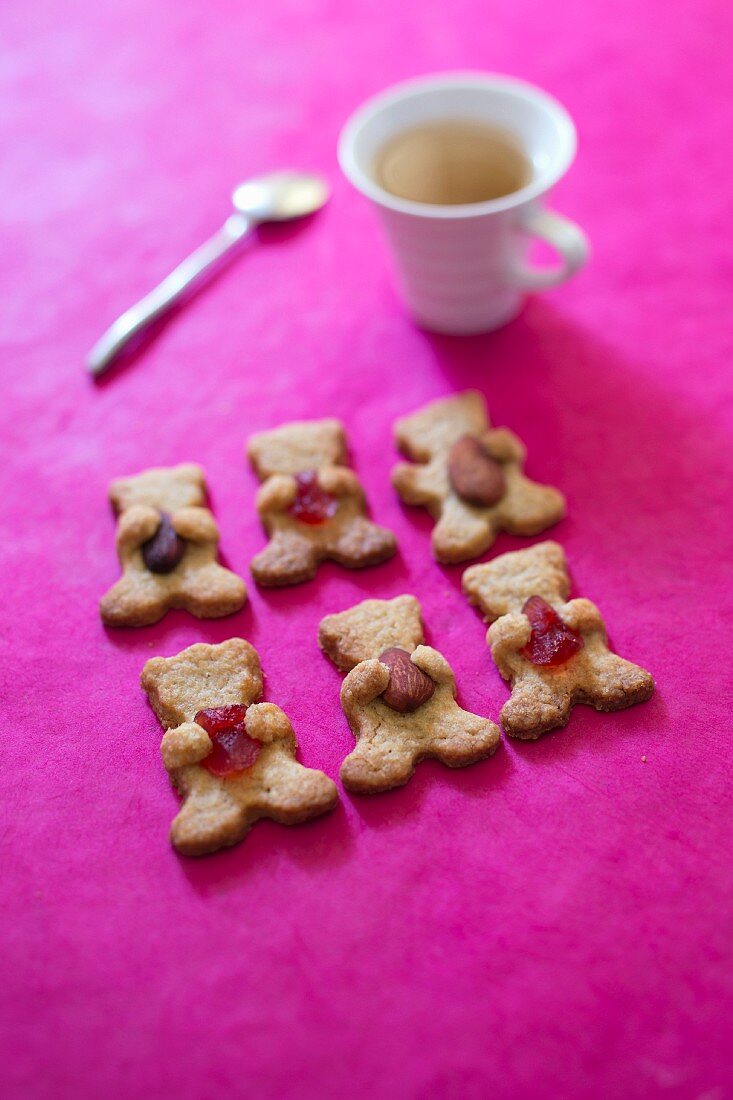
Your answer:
319;596;500;793
247;418;397;586
463;541;654;739
100;463;246;628
391;391;565;564
142;639;338;856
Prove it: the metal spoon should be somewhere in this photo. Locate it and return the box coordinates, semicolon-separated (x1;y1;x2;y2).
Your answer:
87;170;330;377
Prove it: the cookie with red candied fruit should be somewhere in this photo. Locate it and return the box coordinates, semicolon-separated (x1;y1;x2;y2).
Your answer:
142;639;338;856
391;390;565;563
318;595;500;793
247;418;396;586
100;463;246;627
462;541;654;739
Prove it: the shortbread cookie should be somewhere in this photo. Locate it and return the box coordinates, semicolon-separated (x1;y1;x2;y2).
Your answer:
142;639;338;856
247;418;397;586
319;596;500;793
391;391;565;564
100;463;246;627
462;541;654;739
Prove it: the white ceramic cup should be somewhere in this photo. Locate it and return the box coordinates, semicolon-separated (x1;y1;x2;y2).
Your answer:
338;72;589;334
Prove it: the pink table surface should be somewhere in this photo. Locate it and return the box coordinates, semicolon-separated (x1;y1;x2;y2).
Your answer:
2;1;732;1097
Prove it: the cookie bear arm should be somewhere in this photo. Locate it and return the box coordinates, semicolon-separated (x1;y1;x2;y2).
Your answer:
341;659;391;710
245;702;296;746
561;598;607;637
172;507;219;542
317;466;364;501
161;722;213;769
116;505;161;551
256;476;297;515
391;461;439;505
488;612;532;662
483;427;526;463
410;645;456;691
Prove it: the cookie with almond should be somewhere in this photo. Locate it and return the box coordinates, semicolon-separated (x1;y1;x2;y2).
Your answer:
391;390;565;563
319;596;500;793
100;463;246;628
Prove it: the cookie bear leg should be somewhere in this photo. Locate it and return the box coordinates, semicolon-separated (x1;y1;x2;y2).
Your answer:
100;575;168;628
340;737;417;794
391;462;436;505
179;563;247;619
255;757;338;825
500;475;566;536
426;713;501;767
331;517;397;570
170;784;248;856
500;677;573;739
250;532;320;587
431;499;494;564
581;654;655;713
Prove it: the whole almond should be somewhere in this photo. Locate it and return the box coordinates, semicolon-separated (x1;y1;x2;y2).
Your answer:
141;511;186;574
448;434;506;507
378;647;435;713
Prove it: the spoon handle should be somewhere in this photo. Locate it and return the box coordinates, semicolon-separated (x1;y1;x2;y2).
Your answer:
87;213;251;376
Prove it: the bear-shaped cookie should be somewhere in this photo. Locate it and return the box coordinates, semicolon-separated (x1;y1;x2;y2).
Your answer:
142;639;338;856
100;463;246;627
392;391;565;563
463;541;654;739
319;595;500;793
247;418;397;586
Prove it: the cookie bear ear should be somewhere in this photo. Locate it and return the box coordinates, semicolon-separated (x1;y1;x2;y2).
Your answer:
318;595;425;672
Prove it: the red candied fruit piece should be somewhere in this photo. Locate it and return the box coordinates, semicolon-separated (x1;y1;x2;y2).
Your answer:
288;470;338;525
520;595;584;667
194;705;261;777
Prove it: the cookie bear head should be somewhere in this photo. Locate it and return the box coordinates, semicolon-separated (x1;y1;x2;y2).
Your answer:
141;639;263;728
318;595;425;672
462;540;570;622
109;463;206;514
248;419;348;479
394;391;489;463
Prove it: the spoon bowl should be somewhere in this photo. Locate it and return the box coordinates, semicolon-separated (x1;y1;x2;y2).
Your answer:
233;171;330;223
88;170;330;376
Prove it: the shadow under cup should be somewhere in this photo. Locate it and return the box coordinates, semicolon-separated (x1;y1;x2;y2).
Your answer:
338;73;584;334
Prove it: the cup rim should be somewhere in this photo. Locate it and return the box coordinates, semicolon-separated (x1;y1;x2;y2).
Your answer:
337;71;578;219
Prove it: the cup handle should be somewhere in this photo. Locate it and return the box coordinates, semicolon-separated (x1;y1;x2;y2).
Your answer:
509;205;590;290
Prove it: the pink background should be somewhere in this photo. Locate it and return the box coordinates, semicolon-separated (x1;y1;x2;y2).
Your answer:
2;1;732;1097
